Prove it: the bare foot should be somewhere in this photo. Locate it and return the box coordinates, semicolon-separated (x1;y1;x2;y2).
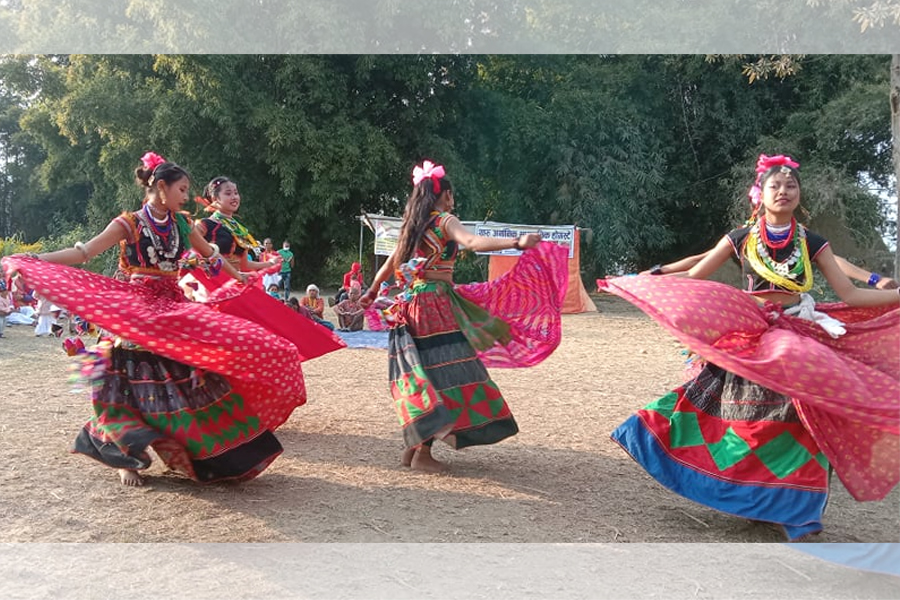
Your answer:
118;469;144;487
410;448;447;473
401;447;416;467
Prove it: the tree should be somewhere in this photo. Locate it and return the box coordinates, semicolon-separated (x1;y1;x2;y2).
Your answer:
2;54;893;283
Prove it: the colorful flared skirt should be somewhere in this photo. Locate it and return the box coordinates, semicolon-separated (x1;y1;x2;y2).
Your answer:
389;242;568;448
612;363;830;540
74;344;283;481
598;275;899;517
2;255;345;481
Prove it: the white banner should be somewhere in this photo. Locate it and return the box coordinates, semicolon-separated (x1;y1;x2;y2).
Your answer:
470;222;576;258
362;215;403;257
362;215;575;258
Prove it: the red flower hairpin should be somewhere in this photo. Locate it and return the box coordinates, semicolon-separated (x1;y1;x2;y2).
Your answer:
140;151;167;171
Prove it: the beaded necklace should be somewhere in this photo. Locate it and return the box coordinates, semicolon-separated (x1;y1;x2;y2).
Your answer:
760;220;793;249
211;210;260;252
744;217;813;293
143;204;173;238
137;207;181;272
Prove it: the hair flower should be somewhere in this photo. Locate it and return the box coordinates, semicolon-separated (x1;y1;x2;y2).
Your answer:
755;153;799;175
141;151;167;172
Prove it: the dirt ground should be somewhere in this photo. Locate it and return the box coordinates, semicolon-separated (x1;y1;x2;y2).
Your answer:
0;294;897;544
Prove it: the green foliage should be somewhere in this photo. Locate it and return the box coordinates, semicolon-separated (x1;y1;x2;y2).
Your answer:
0;232;41;256
320;244;367;292
40;215;118;275
451;250;490;285
0;53;894;285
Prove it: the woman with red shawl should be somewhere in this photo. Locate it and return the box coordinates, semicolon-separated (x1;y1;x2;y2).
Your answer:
599;154;900;540
2;152;342;486
335;262;365;305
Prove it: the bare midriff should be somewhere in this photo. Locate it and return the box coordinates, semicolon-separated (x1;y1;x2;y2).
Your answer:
750;290;801;308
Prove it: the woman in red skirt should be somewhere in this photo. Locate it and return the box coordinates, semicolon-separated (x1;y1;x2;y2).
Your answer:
361;160;568;472
600;154;900;539
2;152;339;486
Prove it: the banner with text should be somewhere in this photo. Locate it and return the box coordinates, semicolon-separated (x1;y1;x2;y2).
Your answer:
363;215;575;259
470;222;576;258
363;215;403;257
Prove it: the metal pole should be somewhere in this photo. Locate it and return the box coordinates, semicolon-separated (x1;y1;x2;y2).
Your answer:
359;218;364;266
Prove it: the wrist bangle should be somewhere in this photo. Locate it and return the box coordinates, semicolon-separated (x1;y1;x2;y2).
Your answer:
74;242;89;262
868;272;882;287
206;243;221;262
512;237;522;251
649;264;664;275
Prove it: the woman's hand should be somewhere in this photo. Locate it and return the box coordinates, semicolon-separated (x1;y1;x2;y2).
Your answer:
359;289;377;309
876;277;899;290
516;233;541;250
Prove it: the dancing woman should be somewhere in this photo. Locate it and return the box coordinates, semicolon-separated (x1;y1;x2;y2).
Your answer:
599;154;900;540
194;176;278;274
361;160;569;472
1;153;316;486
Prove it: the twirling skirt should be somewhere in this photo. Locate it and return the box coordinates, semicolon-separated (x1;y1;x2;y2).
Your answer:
73;344;285;481
3;256;345;481
389;242;568;449
599;275;899;538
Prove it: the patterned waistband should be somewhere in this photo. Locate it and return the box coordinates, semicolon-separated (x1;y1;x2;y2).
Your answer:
127;270;179;279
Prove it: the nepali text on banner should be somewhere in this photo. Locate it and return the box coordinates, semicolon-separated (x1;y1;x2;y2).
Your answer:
364;215;575;259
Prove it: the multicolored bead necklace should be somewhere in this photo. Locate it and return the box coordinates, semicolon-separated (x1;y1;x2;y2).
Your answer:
211;210;260;252
143;204;173;237
138;205;181;271
760;220;793;249
744;217;813;293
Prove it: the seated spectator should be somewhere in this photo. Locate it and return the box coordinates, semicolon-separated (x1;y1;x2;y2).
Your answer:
286;296;310;317
34;293;56;337
334;283;366;332
11;275;35;308
297;285;336;330
266;283;282;300
72;314;94;336
334;261;364;305
300;284;326;319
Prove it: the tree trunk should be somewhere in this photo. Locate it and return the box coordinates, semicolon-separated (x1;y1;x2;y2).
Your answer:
892;54;900;279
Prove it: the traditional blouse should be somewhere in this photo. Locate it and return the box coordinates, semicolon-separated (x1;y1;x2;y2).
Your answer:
200;217;247;262
114;209;188;279
416;212;459;275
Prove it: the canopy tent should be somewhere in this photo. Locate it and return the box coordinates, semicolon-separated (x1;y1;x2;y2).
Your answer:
361;215;596;314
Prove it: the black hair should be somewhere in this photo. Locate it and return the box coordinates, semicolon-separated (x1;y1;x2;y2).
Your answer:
134;162;191;190
758;164;801;189
394;175;453;268
202;176;235;202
